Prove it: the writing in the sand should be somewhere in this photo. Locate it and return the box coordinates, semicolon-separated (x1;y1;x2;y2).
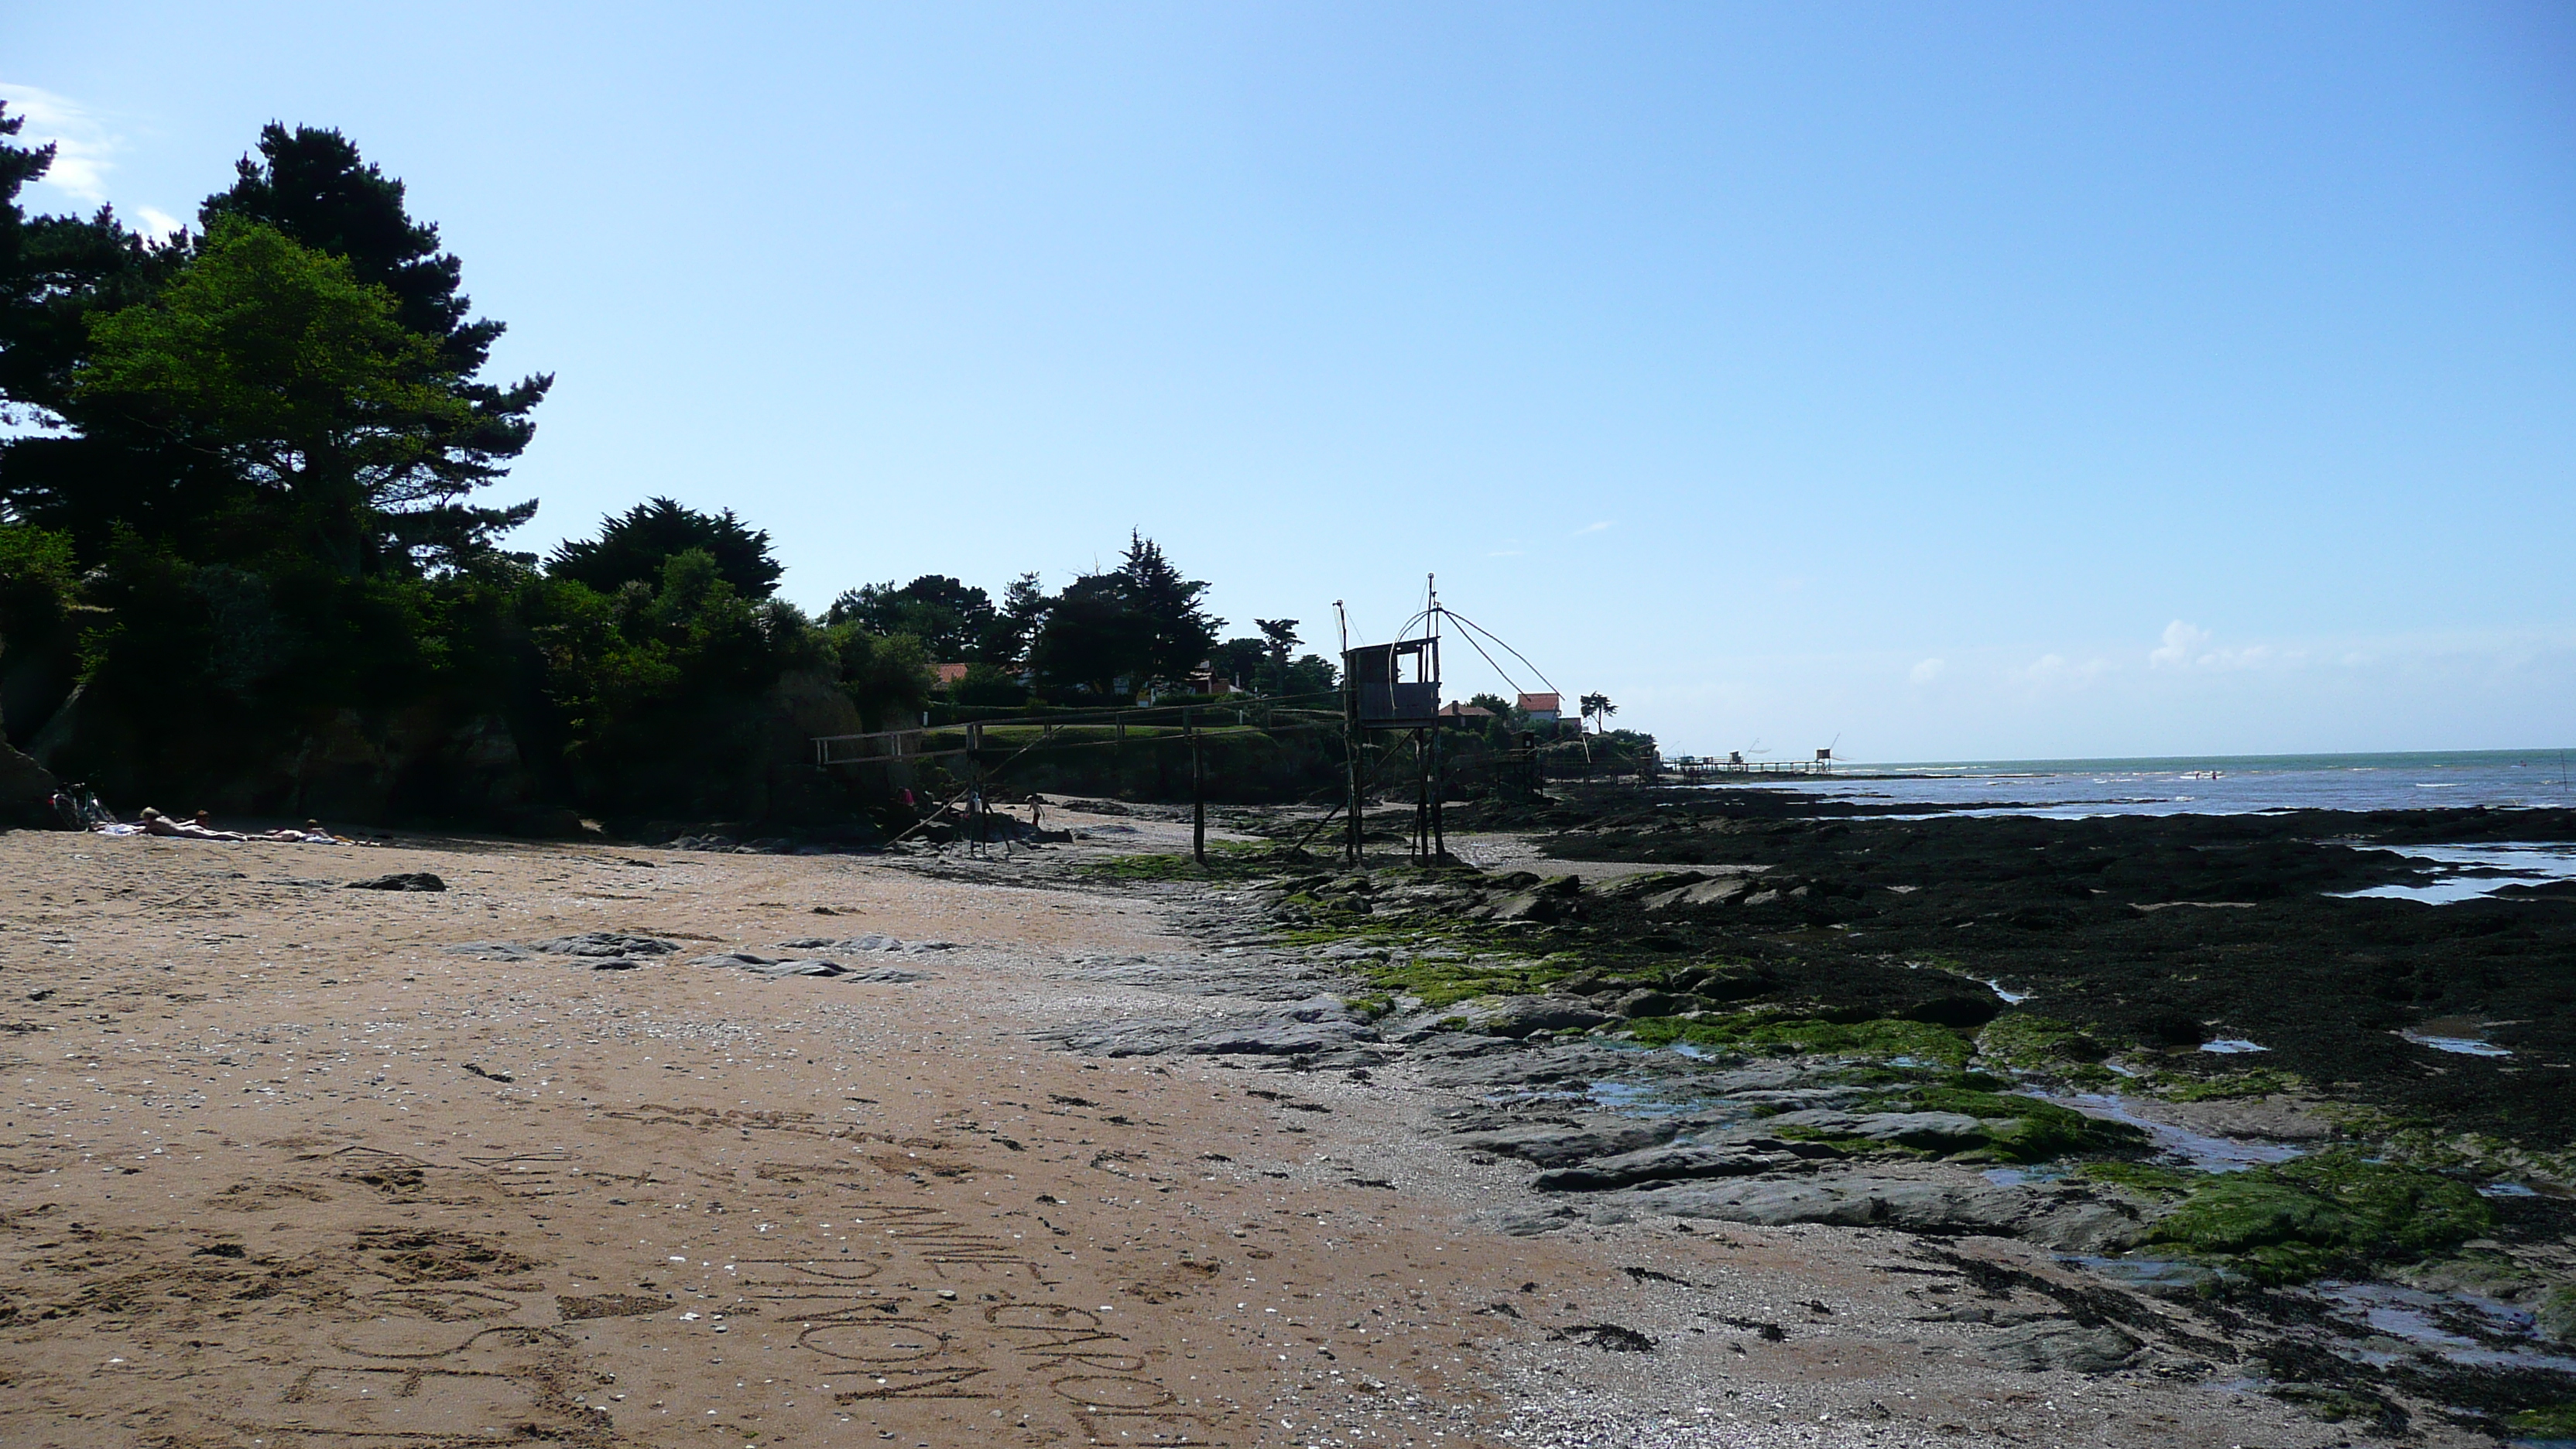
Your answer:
746;1190;1228;1444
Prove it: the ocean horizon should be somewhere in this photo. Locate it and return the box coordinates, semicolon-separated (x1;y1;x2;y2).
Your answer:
1693;747;2576;818
1852;747;2574;777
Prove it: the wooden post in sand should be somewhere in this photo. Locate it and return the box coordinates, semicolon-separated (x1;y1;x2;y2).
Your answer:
1189;709;1206;866
1343;679;1364;867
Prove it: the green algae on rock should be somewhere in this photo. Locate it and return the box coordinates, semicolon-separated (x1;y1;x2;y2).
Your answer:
1625;1012;1975;1068
2146;1149;2492;1284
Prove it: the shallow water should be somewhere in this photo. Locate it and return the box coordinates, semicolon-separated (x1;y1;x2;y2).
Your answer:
2040;1090;2307;1172
2053;1253;2217;1295
2403;1030;2514;1057
2334;841;2576;905
1582;1078;1707;1118
2317;1281;2576;1376
1979;1163;2071;1187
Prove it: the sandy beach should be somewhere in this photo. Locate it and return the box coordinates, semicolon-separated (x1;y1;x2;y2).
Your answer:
0;816;2460;1448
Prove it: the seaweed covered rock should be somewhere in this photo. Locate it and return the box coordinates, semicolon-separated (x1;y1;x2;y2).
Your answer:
2148;1149;2492;1283
2540;1286;2576;1347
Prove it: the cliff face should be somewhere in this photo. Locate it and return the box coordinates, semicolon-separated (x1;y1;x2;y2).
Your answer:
0;731;57;827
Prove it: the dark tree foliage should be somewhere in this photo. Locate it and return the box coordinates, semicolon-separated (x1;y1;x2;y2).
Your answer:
982;570;1047;668
204;125;500;375
533;550;812;817
1026;573;1144;697
1255;618;1299;676
0;522;80;740
0;104;1350;822
1212;618;1330;697
825;574;995;659
1211;636;1268;690
1280;653;1339;696
948;662;1027;707
0;115;571;813
1115;532;1220;685
0;118;547;574
77;218;514;578
199;130;549;570
549;497;783;600
1024;533;1221;700
0;105;196;546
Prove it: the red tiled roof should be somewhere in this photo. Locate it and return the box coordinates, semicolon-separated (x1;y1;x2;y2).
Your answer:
1517;692;1561;712
935;663;970;685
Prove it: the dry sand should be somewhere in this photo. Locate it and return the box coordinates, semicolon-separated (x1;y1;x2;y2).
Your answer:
0;820;2428;1447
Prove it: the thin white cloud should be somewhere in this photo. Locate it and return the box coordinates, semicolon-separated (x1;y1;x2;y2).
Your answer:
2150;620;2290;671
0;83;121;207
134;206;185;241
2150;619;2208;668
2022;653;2113;687
1910;657;1945;685
1486;549;1524;557
1571;520;1613;536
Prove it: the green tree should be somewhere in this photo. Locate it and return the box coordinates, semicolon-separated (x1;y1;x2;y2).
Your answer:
1210;636;1268;691
200;126;549;567
826;574;995;659
204;125;509;377
1023;534;1220;700
531;548;836;816
4;121;546;573
1253;618;1304;694
828;625;936;728
1026;572;1143;697
1281;653;1339;696
948;661;1026;708
0;104;199;551
0;522;80;740
1580;692;1615;733
1116;532;1220;684
74;217;530;576
549;497;783;599
981;570;1047;669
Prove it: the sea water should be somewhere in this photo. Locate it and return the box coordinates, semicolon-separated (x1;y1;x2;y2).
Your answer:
1731;748;2574;817
1725;749;2576;901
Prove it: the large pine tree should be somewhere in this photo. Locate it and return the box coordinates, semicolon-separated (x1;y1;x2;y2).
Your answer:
0;118;549;574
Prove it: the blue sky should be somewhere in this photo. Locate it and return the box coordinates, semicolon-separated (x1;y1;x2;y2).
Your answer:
9;2;2571;760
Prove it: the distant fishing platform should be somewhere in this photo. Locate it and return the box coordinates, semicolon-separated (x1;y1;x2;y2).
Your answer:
1667;753;1838;782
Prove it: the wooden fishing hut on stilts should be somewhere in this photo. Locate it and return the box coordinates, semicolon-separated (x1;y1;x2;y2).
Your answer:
1339;582;1450;868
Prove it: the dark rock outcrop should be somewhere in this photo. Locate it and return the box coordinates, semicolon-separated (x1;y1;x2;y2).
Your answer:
0;732;58;829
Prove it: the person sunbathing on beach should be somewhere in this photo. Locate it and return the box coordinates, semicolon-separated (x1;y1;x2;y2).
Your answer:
139;807;246;841
174;810;348;844
250;819;350;843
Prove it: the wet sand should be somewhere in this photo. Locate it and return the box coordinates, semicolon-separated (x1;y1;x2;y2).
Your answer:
0;822;2432;1447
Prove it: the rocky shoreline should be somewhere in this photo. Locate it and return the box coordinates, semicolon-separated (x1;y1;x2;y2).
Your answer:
999;793;2576;1440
